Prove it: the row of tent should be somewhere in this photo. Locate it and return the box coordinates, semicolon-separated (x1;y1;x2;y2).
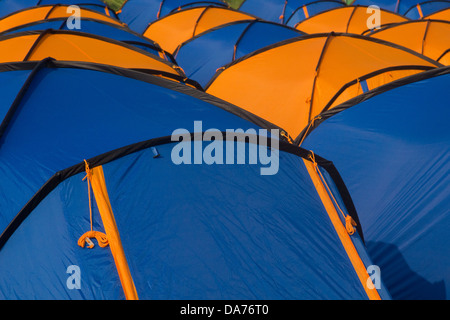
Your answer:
0;0;448;300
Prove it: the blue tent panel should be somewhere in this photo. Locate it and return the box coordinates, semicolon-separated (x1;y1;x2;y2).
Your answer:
0;60;270;237
0;138;386;299
157;0;226;17
238;0;287;23
0;173;124;299
353;0;436;13
175;20;304;87
238;0;344;23
285;1;346;27
119;0;226;33
404;1;450;19
302;68;450;299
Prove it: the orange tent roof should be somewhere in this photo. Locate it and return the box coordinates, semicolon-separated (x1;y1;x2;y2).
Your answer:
0;5;123;33
295;5;408;34
142;6;257;54
206;33;441;142
369;20;450;65
0;30;186;80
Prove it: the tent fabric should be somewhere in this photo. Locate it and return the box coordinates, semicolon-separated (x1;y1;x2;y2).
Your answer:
0;58;277;238
0;0;114;19
352;0;425;14
0;132;388;299
0;30;186;79
294;5;408;34
368;20;450;65
403;1;450;19
301;67;450;300
143;6;257;54
118;0;228;33
206;33;441;142
238;0;346;24
0;17;173;61
423;6;450;19
174;20;305;87
0;5;123;34
284;1;347;27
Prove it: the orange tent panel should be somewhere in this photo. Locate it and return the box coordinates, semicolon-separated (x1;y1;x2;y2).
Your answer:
0;5;122;33
143;6;256;54
206;34;441;141
370;20;450;65
295;6;408;34
0;31;182;77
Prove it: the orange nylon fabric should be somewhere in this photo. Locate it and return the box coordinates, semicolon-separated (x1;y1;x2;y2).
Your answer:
295;6;407;34
88;165;138;300
0;31;181;75
370;20;450;65
302;158;381;300
143;6;256;53
206;34;440;140
0;5;121;33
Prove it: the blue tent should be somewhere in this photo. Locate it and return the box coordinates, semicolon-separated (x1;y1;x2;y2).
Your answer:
0;17;174;61
118;0;227;33
0;0;114;19
0;58;390;300
174;20;305;87
238;0;345;24
352;0;447;14
403;0;450;18
300;66;450;300
0;58;277;236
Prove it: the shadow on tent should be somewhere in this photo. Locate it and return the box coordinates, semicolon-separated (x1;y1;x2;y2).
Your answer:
367;241;446;300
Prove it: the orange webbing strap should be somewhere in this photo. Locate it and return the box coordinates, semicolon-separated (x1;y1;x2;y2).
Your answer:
417;4;424;18
303;154;381;300
298;115;321;147
79;160;139;300
279;0;288;22
78;160;109;249
302;5;309;19
156;1;163;19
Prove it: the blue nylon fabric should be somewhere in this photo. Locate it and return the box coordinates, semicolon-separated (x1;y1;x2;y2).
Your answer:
0;1;108;19
317;165;392;299
239;0;287;23
0;70;31;124
0;66;263;239
285;1;346;27
234;21;304;59
99;141;372;299
157;0;226;17
353;0;426;13
404;1;450;18
119;0;225;34
302;72;450;299
0;172;124;299
175;21;303;87
1;19;164;58
239;0;344;23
